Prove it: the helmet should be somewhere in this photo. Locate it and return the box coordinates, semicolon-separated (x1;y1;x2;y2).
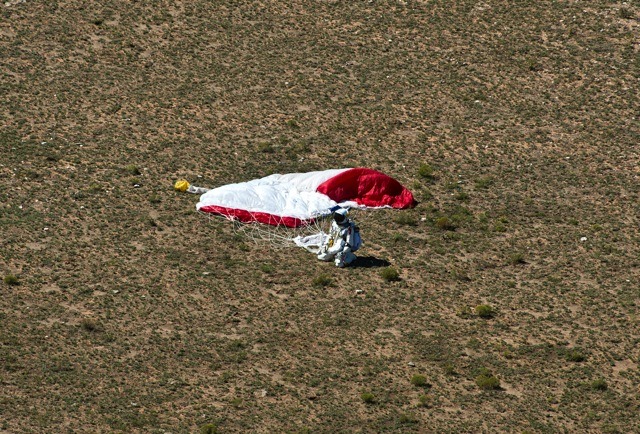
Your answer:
333;208;348;225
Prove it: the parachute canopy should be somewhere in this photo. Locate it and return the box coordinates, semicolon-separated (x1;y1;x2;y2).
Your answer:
196;168;415;227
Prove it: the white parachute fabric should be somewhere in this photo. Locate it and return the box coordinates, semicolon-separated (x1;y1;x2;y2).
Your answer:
196;168;358;227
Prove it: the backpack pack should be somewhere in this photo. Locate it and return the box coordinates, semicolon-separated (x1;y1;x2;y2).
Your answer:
349;223;362;252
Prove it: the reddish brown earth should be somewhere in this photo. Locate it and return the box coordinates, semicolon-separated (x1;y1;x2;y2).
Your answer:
1;1;638;432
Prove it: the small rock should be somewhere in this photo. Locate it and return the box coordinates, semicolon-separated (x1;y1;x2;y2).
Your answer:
408;362;416;367
580;237;587;242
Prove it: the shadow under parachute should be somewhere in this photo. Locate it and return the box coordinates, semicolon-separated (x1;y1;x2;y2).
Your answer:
352;256;391;268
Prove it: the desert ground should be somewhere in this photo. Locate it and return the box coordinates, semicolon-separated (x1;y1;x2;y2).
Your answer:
1;1;639;432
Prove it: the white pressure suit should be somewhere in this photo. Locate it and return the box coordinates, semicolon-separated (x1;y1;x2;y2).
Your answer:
317;210;358;268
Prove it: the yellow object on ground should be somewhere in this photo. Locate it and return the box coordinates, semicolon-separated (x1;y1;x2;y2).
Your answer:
174;179;190;192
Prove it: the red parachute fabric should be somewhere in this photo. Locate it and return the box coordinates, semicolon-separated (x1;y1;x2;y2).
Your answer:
197;205;307;228
316;168;416;209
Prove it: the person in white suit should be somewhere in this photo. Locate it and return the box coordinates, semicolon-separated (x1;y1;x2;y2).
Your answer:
317;208;361;267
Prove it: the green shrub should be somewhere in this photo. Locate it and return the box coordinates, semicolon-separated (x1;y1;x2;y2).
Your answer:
260;263;275;274
475;368;501;390
200;423;218;434
380;267;400;282
418;394;434;408
395;213;418;226
443;363;456;376
391;233;404;243
398;412;418;424
566;350;586;362
312;274;332;288
474;177;494;189
3;274;19;286
89;183;102;193
475;304;495;319
435;217;456;231
527;58;543;72
476;375;500;390
418;163;435;180
619;7;633;19
455;191;469;201
493;222;507;232
410;374;430;388
80;318;99;332
508;253;526;265
125;164;141;175
591;379;608;391
361;392;375;404
257;142;274;153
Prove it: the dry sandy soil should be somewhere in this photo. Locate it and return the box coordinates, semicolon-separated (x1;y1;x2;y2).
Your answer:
1;1;639;432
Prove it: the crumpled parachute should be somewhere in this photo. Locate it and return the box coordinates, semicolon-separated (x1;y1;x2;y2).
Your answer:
195;168;415;227
178;168;415;249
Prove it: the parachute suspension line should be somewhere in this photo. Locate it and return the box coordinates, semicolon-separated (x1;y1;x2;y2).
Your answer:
198;205;369;250
230;207;371;250
229;213;332;249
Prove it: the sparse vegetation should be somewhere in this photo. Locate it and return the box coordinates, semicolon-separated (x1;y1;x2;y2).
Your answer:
2;1;638;432
457;306;474;319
